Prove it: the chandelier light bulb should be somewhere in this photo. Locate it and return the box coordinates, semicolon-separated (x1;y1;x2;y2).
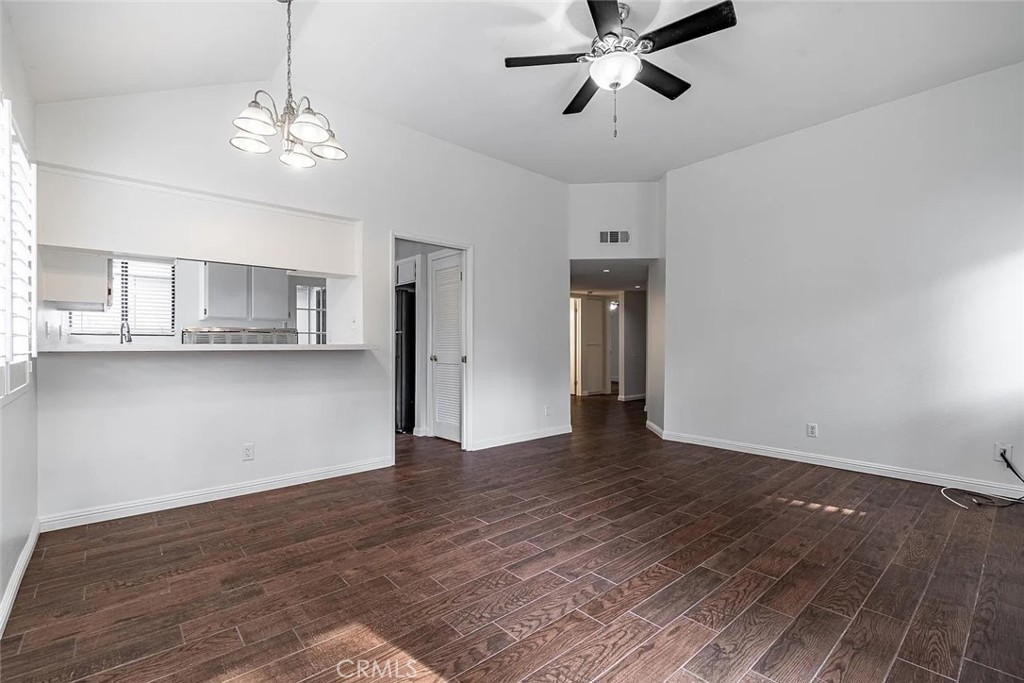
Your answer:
229;131;272;154
589;52;643;91
280;140;317;169
232;101;277;137
311;131;348;161
290;108;330;144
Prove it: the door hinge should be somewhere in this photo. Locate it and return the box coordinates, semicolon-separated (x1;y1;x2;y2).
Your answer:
461;355;467;363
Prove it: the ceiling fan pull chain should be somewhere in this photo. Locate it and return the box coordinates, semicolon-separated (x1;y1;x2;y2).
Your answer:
613;89;618;138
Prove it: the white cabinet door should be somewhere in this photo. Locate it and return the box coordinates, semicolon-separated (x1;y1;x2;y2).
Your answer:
250;267;289;320
396;257;417;285
203;262;249;319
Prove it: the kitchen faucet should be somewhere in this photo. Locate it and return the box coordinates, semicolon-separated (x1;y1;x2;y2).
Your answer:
120;321;133;344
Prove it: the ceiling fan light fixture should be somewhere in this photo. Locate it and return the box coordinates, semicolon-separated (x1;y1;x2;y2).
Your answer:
229;130;272;154
589;51;642;91
290;108;330;144
280;140;317;169
233;101;278;136
311;131;348;160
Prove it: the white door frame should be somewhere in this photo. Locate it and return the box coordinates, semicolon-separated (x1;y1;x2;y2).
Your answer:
390;233;474;450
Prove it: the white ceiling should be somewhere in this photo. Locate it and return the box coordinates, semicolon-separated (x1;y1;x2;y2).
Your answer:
571;258;651;292
7;1;1024;183
4;1;316;102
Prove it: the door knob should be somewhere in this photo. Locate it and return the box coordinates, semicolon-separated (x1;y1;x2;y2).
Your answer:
430;354;438;361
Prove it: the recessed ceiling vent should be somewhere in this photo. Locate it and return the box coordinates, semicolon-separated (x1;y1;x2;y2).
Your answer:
599;230;630;244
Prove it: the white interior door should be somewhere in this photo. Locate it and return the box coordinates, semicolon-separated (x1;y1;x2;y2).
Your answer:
580;296;607;395
569;298;579;396
430;251;464;442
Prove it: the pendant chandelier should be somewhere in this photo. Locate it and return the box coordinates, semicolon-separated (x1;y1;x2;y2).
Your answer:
230;0;347;168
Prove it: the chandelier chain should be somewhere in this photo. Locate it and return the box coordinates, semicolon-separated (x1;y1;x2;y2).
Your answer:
286;0;293;104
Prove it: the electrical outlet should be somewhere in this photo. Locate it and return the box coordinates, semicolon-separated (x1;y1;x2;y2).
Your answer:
242;442;255;462
806;423;819;438
993;443;1013;464
544;404;550;417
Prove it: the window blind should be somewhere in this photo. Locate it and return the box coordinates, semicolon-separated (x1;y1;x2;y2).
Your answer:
69;259;175;335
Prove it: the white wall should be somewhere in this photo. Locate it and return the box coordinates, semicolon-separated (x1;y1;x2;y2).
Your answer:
568;182;662;259
36;352;385;525
664;63;1024;495
619;289;647;401
38;168;361;277
1;3;33;149
32;80;569;522
645;259;666;431
0;0;38;633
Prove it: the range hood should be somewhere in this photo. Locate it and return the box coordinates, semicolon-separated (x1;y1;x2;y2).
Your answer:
182;327;297;345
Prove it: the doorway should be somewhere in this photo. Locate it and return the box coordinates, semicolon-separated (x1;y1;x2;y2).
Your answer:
393;237;470;449
568;258;652;426
570;294;612;396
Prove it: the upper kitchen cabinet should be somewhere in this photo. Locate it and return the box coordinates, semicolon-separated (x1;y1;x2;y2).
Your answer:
202;261;249;320
250;267;289;320
201;262;289;322
39;247;111;311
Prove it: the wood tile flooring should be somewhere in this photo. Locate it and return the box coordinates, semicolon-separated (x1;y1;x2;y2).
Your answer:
2;396;1021;682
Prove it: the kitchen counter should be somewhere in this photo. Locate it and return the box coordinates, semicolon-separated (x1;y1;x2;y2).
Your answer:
39;343;375;353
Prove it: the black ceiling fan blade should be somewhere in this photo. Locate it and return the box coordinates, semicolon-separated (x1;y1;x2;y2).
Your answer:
563;78;599;115
636;60;691;100
504;53;587;68
641;0;737;53
588;0;622;38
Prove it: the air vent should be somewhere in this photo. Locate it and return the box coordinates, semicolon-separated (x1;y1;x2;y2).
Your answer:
599;230;630;244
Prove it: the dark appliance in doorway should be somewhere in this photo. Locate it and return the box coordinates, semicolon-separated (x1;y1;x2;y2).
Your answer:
395;286;416;433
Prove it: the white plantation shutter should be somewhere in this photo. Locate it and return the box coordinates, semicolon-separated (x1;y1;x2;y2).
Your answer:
0;102;9;379
1;99;36;394
10;142;34;362
69;259;174;336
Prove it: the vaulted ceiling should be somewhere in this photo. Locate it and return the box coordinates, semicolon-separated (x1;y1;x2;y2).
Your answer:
7;1;1024;183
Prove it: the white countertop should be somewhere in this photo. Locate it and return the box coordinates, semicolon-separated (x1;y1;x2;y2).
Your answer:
39;343;375;353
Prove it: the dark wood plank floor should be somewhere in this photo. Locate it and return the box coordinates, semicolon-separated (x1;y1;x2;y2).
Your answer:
2;396;1021;683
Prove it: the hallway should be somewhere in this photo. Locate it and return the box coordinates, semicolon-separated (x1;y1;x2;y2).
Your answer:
2;398;1018;683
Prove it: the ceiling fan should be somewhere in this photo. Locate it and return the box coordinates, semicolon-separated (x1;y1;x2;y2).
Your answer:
505;0;737;115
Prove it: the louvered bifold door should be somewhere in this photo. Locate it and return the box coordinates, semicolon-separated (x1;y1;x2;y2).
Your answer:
430;252;464;443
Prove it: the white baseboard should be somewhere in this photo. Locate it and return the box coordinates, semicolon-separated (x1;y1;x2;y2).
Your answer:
0;519;39;636
660;430;1024;499
470;425;572;451
38;458;392;532
618;394;646;402
412;427;431;438
646;421;665;438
